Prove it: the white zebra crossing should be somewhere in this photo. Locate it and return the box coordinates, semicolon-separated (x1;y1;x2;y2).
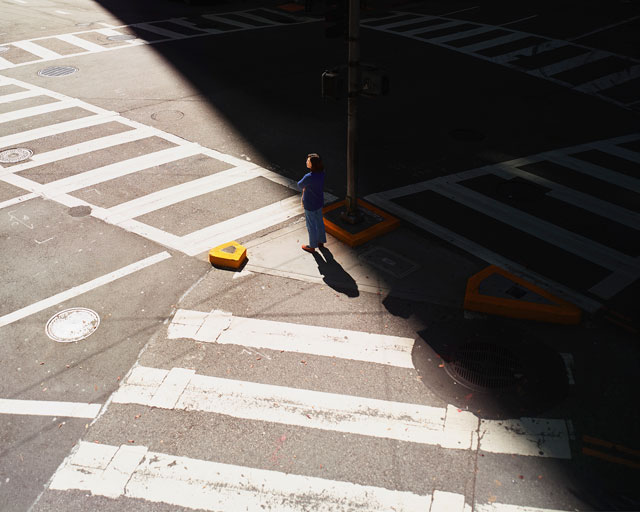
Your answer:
0;8;314;71
365;132;640;307
0;75;335;256
363;12;640;109
41;311;574;512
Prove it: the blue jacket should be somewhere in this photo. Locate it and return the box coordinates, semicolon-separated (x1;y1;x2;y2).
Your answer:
297;172;325;211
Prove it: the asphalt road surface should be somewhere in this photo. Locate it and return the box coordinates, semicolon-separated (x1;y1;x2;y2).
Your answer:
1;0;639;511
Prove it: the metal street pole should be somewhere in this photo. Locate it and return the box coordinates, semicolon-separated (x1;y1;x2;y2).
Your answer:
342;0;361;223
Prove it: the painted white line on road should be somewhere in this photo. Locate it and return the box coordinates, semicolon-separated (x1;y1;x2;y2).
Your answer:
0;398;101;418
425;25;496;44
43;144;200;196
440;6;480;16
103;165;263;223
0;192;37;210
460;32;530;52
11;40;62;60
479;417;571;458
431;490;466;512
181;195;304;256
590;69;640;97
500;14;539;27
404;20;464;37
476;503;571;512
112;366;472;448
588;259;640;299
532;50;609;78
133;22;188;39
0;252;170;328
55;33;106;53
365;192;602;313
545;153;640;193
593;141;640;164
0;127;154;177
168;308;416;368
113;366;570;457
432;181;638;273
0;89;43;104
0;99;80;124
492;40;568;64
50;441;431;510
568;15;640;42
373;15;438;31
201;14;254;29
492;164;640;230
0;113;116;149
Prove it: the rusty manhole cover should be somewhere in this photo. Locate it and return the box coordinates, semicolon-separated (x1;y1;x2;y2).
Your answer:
46;308;100;343
445;340;524;391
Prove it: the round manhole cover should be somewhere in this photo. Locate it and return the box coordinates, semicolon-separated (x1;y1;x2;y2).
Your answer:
38;66;78;77
107;34;136;41
68;205;92;217
151;110;184;122
449;128;485;142
0;46;9;53
46;308;100;343
445;341;523;391
0;148;33;163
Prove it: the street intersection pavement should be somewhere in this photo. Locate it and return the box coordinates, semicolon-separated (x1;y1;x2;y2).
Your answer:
1;3;639;512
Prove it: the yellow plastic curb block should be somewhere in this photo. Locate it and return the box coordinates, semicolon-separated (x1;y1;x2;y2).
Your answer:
209;241;247;270
323;199;400;248
464;265;582;325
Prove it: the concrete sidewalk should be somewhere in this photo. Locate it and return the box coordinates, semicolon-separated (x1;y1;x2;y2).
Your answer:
242;219;484;305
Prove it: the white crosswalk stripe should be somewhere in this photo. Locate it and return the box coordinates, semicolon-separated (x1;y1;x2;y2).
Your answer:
39;309;575;511
362;11;640;109
0;75;335;256
0;8;314;71
366;133;640;307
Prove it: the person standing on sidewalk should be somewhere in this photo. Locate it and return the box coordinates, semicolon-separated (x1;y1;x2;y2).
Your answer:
298;153;326;253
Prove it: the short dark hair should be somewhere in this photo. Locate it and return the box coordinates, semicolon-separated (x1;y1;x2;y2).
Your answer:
307;153;324;172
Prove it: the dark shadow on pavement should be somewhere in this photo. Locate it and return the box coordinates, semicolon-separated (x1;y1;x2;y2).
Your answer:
312;246;359;297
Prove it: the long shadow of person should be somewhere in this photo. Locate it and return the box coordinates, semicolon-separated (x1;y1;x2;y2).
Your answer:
312;247;359;297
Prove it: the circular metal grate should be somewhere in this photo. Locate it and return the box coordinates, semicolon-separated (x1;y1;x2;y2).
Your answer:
107;34;136;41
46;308;100;343
445;341;523;390
0;148;33;163
38;66;78;77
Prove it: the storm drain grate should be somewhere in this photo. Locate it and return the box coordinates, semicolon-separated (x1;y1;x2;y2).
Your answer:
445;341;523;391
0;148;33;163
107;34;137;41
38;66;78;77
